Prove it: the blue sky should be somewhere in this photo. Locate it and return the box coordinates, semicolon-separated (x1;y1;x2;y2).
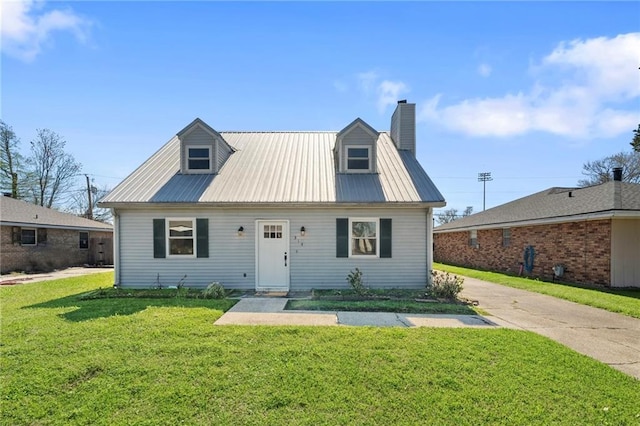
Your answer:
2;1;639;214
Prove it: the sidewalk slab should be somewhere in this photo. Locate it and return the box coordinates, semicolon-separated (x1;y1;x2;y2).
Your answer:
228;298;288;313
336;312;408;327
214;312;338;326
403;314;501;328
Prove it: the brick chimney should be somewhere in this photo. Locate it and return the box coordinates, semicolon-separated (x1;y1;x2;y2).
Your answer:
613;167;623;182
390;100;416;155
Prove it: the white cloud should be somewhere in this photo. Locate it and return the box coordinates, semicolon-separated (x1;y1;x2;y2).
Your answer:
356;71;379;92
1;0;92;61
419;33;640;140
356;70;409;113
377;80;409;113
478;63;492;77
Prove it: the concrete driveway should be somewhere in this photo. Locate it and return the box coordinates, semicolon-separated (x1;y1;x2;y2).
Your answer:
460;277;640;380
0;267;112;285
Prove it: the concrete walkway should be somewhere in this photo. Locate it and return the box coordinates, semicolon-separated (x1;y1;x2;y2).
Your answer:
0;267;112;285
460;277;640;380
214;297;498;328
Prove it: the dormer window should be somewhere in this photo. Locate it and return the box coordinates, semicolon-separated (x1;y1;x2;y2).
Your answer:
187;146;212;172
347;147;370;171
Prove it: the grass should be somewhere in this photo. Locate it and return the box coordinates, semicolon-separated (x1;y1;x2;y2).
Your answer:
2;272;640;425
435;263;640;319
286;299;477;314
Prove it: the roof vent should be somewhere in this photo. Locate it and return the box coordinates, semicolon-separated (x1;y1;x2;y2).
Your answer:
613;167;623;182
568;191;573;198
397;99;407;104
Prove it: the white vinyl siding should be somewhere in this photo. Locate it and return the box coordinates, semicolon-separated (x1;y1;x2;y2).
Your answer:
611;219;640;287
116;207;430;290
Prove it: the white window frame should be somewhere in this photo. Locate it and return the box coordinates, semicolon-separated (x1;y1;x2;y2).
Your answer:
79;231;89;250
186;145;213;173
345;145;372;173
166;218;197;258
21;228;37;246
349;217;379;258
469;229;478;248
502;228;511;247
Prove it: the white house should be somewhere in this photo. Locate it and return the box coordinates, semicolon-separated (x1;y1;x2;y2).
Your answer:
99;101;445;291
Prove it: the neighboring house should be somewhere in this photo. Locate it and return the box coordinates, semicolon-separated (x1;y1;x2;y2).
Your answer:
434;177;640;288
99;101;445;290
0;195;113;274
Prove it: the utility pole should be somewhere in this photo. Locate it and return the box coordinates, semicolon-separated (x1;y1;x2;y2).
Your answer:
85;174;93;220
478;172;492;211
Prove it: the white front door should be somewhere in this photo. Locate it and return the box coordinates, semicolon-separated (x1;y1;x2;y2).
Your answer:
256;220;289;291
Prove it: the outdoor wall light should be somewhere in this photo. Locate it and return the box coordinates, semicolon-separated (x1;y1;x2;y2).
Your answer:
237;226;244;236
300;226;306;236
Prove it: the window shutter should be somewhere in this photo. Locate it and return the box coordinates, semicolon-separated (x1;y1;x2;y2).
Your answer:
153;219;166;258
380;218;392;258
336;218;348;258
37;228;47;245
12;227;21;244
196;218;209;258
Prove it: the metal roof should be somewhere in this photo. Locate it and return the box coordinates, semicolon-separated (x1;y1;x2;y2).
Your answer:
100;130;445;206
434;182;640;232
0;195;113;231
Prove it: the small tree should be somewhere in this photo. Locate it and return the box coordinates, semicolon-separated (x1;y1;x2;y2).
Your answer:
0;121;26;198
462;206;473;217
26;129;82;208
631;124;640;152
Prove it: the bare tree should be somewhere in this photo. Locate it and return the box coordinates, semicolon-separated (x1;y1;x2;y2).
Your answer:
462;206;473;217
436;208;458;225
578;151;640;187
0;121;26;198
27;129;82;208
66;183;113;223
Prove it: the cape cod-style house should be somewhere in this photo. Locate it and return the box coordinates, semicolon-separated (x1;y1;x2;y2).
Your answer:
99;101;445;291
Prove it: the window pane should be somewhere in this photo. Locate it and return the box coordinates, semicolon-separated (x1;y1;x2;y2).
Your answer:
79;232;89;249
189;148;209;158
347;159;369;170
348;148;368;158
22;229;36;245
169;221;193;237
188;159;210;170
169;239;194;255
352;238;376;255
352;221;376;238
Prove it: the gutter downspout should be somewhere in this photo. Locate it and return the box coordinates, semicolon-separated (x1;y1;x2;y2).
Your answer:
112;209;120;287
426;208;434;286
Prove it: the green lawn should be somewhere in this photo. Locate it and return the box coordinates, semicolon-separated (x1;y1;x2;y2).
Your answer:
435;263;640;319
286;299;477;314
2;273;639;425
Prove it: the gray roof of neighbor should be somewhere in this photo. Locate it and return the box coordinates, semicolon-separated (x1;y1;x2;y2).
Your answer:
435;182;640;232
0;196;113;231
100;131;445;205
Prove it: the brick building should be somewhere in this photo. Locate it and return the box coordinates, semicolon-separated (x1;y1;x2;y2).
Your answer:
1;195;113;274
434;179;640;288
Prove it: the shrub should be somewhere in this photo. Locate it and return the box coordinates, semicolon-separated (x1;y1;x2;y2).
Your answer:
203;282;226;299
346;268;367;296
429;270;464;300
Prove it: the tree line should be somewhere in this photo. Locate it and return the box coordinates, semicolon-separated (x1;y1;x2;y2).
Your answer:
436;125;640;225
0;121;111;222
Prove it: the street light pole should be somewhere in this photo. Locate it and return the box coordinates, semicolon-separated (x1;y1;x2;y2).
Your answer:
478;172;492;211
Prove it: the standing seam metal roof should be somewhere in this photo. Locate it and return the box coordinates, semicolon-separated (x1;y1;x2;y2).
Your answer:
100;131;445;205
